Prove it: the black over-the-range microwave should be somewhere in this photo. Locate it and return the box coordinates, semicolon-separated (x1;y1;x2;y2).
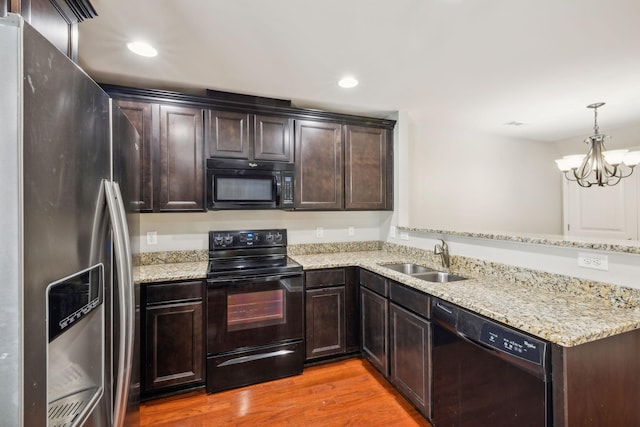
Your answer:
206;158;295;210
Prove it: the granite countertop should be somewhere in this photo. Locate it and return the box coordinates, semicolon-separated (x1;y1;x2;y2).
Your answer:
288;251;640;348
398;226;640;254
133;249;640;348
134;261;208;284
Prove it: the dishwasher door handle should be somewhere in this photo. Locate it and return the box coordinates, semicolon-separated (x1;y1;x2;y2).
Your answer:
457;331;501;356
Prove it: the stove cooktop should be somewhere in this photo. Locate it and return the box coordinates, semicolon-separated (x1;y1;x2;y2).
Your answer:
207;229;301;280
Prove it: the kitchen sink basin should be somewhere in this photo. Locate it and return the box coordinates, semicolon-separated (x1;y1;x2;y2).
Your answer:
411;271;467;283
380;263;435;275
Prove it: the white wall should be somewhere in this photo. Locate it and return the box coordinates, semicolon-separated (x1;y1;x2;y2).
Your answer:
405;110;563;234
389;113;640;290
139;210;391;252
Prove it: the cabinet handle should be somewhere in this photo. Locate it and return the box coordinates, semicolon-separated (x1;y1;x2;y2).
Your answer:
435;302;453;314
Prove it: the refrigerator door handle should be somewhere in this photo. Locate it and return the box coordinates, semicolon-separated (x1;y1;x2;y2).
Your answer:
105;179;134;427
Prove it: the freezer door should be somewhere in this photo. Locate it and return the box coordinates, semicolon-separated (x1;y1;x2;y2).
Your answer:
19;19;112;427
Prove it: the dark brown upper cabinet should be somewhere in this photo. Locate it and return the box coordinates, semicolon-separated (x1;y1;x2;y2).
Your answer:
205;111;293;163
158;104;205;212
295;120;344;210
110;92;205;213
295;120;393;211
116;99;155;212
10;0;97;61
345;125;391;210
103;84;395;212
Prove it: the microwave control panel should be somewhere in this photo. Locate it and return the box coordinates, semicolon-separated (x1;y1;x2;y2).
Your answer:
281;173;294;207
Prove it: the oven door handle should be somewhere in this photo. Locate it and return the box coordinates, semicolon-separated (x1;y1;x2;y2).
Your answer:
217;349;294;367
208;273;301;286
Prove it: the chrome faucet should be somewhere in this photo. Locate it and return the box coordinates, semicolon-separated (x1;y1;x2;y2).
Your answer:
434;239;450;269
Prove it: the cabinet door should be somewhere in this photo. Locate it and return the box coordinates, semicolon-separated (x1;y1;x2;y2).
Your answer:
305;286;346;360
205;110;251;159
116;100;155;212
345;125;391;210
144;300;205;392
158;105;204;211
390;303;431;418
295;120;343;210
254;115;293;162
361;287;389;376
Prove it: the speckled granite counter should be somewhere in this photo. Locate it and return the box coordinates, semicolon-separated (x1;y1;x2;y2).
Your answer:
133;244;640;348
398;226;640;255
133;261;208;284
288;249;640;348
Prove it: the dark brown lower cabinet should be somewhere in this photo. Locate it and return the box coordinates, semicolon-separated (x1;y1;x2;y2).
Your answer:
305;286;345;359
552;328;640;426
143;280;205;397
304;268;359;361
360;286;389;376
389;303;431;419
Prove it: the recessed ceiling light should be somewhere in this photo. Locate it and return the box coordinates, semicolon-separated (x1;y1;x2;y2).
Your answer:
127;41;158;57
505;121;526;127
338;76;359;89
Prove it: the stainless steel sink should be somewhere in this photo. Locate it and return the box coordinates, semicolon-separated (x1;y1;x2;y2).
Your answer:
411;271;467;283
380;263;435;275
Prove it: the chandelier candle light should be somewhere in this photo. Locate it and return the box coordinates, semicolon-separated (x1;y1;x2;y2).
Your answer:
555;102;640;187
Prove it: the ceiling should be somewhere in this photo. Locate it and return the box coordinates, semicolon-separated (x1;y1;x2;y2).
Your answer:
78;0;640;142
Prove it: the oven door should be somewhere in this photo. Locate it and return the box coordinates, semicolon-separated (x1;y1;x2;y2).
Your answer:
207;168;279;210
207;272;303;354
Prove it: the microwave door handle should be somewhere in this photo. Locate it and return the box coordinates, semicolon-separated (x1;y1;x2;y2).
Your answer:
275;176;281;206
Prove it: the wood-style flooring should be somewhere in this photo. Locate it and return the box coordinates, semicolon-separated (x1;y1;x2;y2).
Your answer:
140;358;432;427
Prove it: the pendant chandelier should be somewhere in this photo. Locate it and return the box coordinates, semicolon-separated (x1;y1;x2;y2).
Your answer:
555;102;640;187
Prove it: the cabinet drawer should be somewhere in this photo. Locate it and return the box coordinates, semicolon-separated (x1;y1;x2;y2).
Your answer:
390;282;430;318
360;269;388;296
305;268;346;289
146;280;203;305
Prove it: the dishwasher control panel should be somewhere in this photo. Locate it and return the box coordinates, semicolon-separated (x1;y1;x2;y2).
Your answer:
480;323;545;365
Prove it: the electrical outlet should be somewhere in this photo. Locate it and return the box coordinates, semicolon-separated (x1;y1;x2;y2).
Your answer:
146;231;158;245
390;226;397;238
315;227;323;238
348;226;355;236
400;232;409;241
578;252;608;271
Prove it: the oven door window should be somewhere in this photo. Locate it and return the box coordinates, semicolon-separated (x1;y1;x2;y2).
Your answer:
207;275;303;354
227;289;285;331
215;175;275;202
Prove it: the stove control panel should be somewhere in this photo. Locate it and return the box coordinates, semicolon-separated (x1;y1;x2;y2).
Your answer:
209;229;287;249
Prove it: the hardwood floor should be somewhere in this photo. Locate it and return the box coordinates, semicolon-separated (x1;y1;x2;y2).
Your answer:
140;358;432;427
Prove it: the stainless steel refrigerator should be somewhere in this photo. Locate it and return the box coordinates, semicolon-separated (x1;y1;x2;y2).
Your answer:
0;14;140;427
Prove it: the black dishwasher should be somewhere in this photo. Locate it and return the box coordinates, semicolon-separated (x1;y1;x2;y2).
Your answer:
431;298;551;427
